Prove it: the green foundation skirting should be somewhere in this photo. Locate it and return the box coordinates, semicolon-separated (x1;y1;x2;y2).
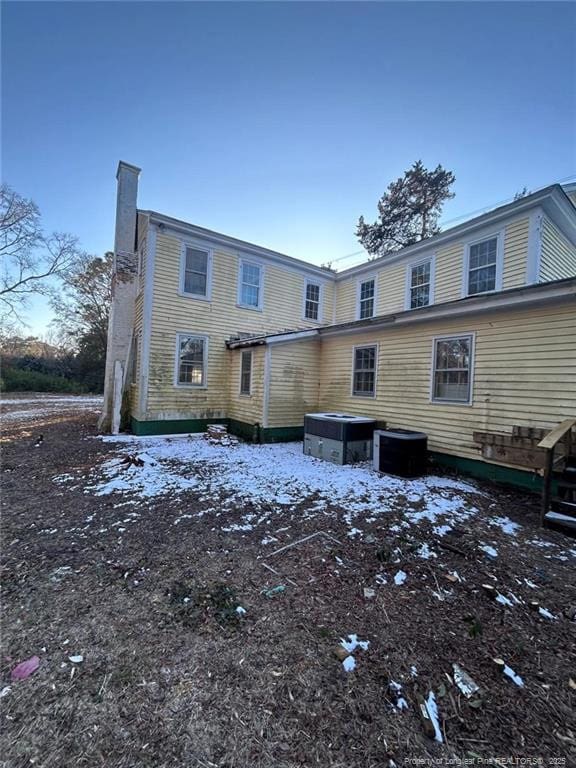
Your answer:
131;417;228;436
130;417;540;492
429;451;542;492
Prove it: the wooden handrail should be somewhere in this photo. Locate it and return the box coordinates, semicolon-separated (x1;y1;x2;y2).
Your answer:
538;418;576;450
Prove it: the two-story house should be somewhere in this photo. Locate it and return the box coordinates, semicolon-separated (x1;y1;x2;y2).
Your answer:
101;162;576;489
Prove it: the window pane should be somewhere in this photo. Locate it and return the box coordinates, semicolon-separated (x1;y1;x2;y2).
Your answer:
433;337;471;402
183;248;208;296
242;263;261;286
306;283;320;302
241;283;259;307
468;265;496;295
240;351;252;394
411;284;429;309
184;271;207;295
469;238;497;270
360;280;374;300
305;299;319;320
360;298;374;319
178;336;205;386
411;262;430;288
353;346;376;396
186;248;208;274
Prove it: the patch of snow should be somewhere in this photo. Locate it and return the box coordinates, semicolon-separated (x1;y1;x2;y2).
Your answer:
71;438;486;537
416;543;437;560
524;579;538;589
410;665;418;678
479;544;498;558
488;516;520;536
433;524;452;537
342;656;356;672
235;606;247;616
340;634;370;653
538;607;557;620
394;570;407;585
389;681;409;710
495;594;513;607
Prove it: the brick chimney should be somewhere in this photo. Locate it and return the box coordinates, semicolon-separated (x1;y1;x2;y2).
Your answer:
99;161;141;433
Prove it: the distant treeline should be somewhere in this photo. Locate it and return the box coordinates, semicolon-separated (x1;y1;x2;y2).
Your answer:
1;352;104;394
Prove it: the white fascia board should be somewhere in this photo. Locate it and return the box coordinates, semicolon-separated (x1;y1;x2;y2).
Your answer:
265;329;319;345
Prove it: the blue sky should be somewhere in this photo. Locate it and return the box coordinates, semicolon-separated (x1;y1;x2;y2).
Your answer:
3;1;575;334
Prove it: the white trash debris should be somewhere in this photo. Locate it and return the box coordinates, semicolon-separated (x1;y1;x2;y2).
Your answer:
452;664;480;698
68;655;84;664
394;570;407;585
425;691;443;742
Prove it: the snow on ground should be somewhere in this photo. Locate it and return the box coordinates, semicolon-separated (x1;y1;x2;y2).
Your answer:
1;395;102;421
55;435;490;539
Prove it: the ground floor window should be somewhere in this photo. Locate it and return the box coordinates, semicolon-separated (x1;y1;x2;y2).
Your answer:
240;350;252;395
176;333;207;387
432;334;473;404
352;344;377;396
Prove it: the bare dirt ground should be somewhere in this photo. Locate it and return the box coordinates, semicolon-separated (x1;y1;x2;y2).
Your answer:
1;396;575;768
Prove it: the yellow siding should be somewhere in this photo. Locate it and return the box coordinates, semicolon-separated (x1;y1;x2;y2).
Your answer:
502;217;529;288
227;346;265;425
434;240;464;304
540;217;576;282
334;218;531;323
267;340;321;428
145;232;329;419
318;302;576;464
131;213;149;415
334;277;356;323
378;263;405;314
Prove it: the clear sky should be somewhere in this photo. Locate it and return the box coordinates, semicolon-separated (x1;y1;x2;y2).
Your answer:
3;1;575;334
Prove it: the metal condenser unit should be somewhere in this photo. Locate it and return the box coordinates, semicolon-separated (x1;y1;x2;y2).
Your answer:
303;413;377;465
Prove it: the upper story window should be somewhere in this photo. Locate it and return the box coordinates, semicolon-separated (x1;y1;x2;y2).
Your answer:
466;235;501;296
431;334;474;404
408;259;433;309
358;278;376;319
240;350;252;395
352;344;377;397
304;280;321;321
175;333;207;387
181;245;211;299
238;260;263;310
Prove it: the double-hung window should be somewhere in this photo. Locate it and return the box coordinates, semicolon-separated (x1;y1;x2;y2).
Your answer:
408;260;432;309
358;278;376;319
466;237;499;295
240;350;252;395
182;245;210;298
352;345;377;397
431;335;474;404
176;333;207;387
304;280;321;321
239;261;263;309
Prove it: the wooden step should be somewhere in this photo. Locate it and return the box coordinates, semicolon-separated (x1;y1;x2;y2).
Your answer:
551;498;576;517
544;511;576;537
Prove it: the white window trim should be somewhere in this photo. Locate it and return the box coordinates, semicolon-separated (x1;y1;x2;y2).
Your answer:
404;255;435;310
356;275;378;321
174;332;209;389
462;230;504;298
239;349;253;397
302;278;323;323
179;241;213;301
237;258;265;311
350;343;379;398
429;332;475;406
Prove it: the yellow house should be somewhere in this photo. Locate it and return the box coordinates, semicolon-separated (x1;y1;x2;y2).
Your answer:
101;163;576;489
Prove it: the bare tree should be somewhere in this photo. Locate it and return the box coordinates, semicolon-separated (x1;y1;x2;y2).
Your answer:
0;183;82;327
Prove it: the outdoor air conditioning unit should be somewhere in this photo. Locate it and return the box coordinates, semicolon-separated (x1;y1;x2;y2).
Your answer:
303;413;377;465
